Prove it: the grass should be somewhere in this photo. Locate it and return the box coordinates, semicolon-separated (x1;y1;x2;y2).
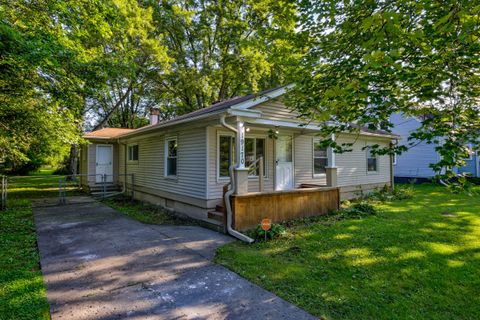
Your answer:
0;171;52;319
103;196;196;226
5;175;82;206
216;184;480;320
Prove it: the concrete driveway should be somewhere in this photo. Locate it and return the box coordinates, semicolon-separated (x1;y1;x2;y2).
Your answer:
33;197;316;319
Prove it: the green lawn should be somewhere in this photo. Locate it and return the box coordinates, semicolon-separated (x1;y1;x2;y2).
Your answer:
0;173;51;319
6;174;79;206
216;184;480;320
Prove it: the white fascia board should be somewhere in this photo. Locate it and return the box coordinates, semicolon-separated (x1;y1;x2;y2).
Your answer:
232;85;293;110
249;118;320;130
227;108;262;118
116;110;226;140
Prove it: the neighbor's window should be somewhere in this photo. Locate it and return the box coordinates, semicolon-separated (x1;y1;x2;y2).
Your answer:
313;139;328;175
245;137;266;177
219;135;236;178
367;146;378;172
128;145;139;161
165;138;177;177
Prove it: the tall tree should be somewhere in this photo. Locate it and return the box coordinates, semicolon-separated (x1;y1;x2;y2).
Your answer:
144;0;299;116
289;0;480;189
0;1;82;173
0;0;171;173
68;0;172;130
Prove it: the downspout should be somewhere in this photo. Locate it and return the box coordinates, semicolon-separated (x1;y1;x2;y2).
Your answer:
220;114;254;243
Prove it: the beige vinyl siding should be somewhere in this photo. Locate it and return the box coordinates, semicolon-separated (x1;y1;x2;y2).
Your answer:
118;143;126;184
293;135;327;186
207;126;275;199
252;98;302;122
87;144;96;184
79;145;88;185
119;127;207;200
336;136;391;187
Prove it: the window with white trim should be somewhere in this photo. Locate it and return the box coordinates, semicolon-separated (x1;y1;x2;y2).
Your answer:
219;135;235;178
367;146;378;172
313;139;328;175
218;135;266;178
165;138;177;177
128;144;139;161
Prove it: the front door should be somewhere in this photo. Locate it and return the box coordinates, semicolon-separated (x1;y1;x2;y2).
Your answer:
275;135;294;190
96;145;113;183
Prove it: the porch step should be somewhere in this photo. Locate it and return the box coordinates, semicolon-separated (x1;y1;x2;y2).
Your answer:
207;210;225;223
89;184;122;192
91;191;123;199
215;205;225;213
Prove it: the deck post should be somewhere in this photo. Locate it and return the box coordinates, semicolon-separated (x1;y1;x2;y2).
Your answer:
234;119;249;194
326;167;338;187
234;169;249;194
326;133;338;187
236;120;245;169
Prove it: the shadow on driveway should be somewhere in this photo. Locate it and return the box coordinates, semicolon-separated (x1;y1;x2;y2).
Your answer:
33;197;316;319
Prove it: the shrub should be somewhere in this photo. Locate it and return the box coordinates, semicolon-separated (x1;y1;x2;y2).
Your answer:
370;185;414;202
340;201;377;219
251;223;286;241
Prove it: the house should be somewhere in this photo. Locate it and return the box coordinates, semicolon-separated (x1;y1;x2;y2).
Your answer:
81;87;397;238
390;113;479;181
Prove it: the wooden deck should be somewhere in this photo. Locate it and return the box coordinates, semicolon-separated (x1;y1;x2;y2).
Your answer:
231;186;340;231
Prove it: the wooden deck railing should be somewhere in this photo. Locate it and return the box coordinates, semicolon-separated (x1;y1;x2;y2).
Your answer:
231;186;340;231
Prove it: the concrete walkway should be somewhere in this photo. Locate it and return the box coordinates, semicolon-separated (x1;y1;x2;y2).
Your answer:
33;197;316;320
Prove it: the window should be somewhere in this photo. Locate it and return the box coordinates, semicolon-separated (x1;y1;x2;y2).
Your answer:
218;135;266;178
313;139;328;175
219;135;235;178
128;145;139;161
245;137;266;177
367;146;378;172
165;138;177;177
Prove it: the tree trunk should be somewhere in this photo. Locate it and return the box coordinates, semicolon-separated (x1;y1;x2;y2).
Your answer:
67;145;78;177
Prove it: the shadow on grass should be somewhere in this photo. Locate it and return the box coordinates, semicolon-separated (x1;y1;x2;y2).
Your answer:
216;184;480;319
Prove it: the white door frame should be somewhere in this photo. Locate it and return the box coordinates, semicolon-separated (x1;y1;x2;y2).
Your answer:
95;144;113;183
275;134;294;190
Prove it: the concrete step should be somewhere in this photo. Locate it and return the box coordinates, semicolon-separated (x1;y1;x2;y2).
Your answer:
89;185;122;192
91;191;123;199
207;210;225;223
215;205;225;213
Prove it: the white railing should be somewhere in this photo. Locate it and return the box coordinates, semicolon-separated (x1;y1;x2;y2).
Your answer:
247;156;264;192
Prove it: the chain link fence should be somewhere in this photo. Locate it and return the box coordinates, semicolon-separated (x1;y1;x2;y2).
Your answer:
0;173;135;209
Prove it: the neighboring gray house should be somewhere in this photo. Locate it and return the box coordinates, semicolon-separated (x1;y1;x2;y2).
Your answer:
390;113;479;180
81;87;397;234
